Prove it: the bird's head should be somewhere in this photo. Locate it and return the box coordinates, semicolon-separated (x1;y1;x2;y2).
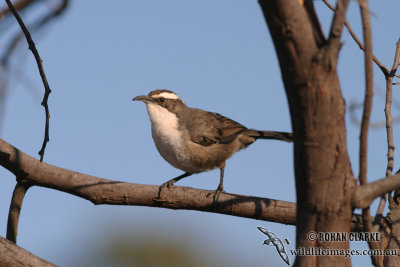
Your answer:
133;89;187;123
133;89;180;103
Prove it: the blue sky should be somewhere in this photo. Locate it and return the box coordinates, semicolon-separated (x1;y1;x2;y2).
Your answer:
1;1;399;266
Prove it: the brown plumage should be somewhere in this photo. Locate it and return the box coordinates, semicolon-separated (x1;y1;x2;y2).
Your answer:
133;89;292;196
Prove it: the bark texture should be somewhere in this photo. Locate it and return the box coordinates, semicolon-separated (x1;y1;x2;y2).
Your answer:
259;1;356;266
0;236;56;267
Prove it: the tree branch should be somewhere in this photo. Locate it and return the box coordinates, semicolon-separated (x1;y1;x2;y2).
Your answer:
0;236;56;267
390;39;400;74
0;137;369;231
358;0;373;188
0;0;34;18
0;138;296;224
374;39;400;232
357;2;381;265
322;0;400;78
326;0;350;61
6;180;31;244
353;172;400;209
5;0;53;162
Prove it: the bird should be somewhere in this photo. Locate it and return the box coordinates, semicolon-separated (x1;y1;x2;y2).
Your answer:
132;89;292;198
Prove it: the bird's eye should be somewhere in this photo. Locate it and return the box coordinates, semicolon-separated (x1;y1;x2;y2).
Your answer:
159;97;165;102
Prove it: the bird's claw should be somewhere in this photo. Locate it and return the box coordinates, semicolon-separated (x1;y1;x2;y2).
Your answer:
213;187;224;204
158;180;175;197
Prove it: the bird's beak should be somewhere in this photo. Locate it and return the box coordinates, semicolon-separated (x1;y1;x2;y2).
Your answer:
132;95;153;103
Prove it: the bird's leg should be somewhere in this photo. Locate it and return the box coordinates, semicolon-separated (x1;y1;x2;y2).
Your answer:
158;172;192;197
213;163;225;203
217;166;225;191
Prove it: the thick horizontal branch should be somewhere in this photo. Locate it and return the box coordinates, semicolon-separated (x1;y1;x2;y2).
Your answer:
0;138;369;230
0;236;56;267
0;138;295;224
353;172;400;209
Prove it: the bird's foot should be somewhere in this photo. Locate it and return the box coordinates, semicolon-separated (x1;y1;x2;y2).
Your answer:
157;180;176;197
213;185;224;205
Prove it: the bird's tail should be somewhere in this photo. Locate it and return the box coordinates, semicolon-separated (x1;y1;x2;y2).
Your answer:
247;130;293;142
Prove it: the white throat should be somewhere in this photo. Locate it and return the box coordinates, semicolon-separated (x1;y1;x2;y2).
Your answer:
146;103;189;171
146;103;180;137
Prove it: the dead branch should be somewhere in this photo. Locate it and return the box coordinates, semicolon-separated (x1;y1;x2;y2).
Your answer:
6;180;31;243
322;0;400;78
0;138;296;224
357;1;381;265
353;172;400;209
5;0;53;162
358;0;373;187
374;40;400;232
326;0;351;60
0;236;56;267
0;137;370;231
0;0;34;18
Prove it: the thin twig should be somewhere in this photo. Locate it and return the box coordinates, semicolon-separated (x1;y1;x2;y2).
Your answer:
5;0;51;162
0;0;34;18
322;0;400;78
373;40;400;232
390;39;400;203
374;46;400;227
373;79;392;226
326;0;351;58
358;0;373;188
6;180;31;244
358;1;382;266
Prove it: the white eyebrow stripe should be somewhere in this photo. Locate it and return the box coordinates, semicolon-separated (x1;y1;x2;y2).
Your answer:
154;92;180;100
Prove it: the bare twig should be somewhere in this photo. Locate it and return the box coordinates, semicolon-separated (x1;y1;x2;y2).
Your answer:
374;40;400;232
6;180;31;244
358;0;373;188
357;1;382;266
0;0;34;18
388;39;400;74
1;0;69;67
5;0;52;162
353;172;400;209
389;40;400;204
326;0;351;60
322;0;400;78
0;236;56;267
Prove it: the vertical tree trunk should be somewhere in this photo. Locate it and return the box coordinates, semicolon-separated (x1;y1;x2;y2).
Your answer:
259;1;356;266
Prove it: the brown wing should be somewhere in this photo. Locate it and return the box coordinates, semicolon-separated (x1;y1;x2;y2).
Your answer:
183;109;248;146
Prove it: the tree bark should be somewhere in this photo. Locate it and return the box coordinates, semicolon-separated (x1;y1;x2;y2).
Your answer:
0;236;56;267
259;1;356;266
